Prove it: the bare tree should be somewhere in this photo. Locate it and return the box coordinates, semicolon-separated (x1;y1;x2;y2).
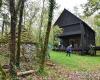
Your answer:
38;0;45;43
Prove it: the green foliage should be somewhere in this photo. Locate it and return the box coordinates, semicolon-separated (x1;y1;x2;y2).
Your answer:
21;28;35;43
94;14;100;46
94;14;100;26
36;69;47;76
83;0;100;16
0;28;35;43
52;25;62;46
0;63;7;80
0;35;9;43
53;26;62;37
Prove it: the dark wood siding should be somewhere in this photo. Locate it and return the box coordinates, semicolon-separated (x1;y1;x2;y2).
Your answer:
62;23;81;36
84;24;95;49
79;23;85;50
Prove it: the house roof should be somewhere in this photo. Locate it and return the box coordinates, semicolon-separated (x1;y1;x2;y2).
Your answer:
54;9;95;32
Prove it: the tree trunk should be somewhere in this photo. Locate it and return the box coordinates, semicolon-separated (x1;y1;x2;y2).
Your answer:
39;0;55;72
9;0;17;77
0;0;2;8
9;0;22;78
17;70;34;76
16;0;25;68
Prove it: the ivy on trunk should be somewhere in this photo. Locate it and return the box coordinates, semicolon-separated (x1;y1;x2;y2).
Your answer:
39;0;55;73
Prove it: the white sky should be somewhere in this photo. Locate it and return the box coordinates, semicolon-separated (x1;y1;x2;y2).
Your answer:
56;0;87;12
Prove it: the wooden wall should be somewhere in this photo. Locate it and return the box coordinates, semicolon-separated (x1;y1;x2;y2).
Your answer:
62;23;81;36
84;24;95;49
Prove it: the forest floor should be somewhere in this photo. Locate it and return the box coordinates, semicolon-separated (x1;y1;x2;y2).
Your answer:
0;51;100;80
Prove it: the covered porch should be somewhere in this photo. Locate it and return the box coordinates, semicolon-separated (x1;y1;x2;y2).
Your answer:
59;34;81;50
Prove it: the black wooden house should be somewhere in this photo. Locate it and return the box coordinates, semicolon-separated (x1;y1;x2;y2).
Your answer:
54;9;95;53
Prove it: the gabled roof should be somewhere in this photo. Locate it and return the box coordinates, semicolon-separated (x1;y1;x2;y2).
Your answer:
54;9;95;32
54;9;81;27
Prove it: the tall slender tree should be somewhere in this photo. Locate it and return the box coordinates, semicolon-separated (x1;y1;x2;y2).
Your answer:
16;0;25;68
39;0;55;72
38;0;45;43
9;0;17;77
0;0;2;8
9;0;22;78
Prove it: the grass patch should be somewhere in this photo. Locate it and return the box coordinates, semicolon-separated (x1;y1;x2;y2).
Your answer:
50;51;100;71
